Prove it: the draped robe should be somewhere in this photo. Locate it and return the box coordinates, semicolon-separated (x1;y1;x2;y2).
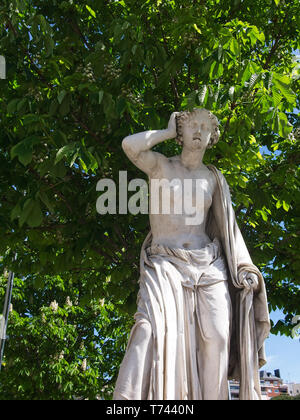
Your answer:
113;165;270;400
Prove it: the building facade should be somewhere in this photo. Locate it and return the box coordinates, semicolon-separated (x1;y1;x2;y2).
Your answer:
229;369;289;400
259;370;288;399
288;383;300;397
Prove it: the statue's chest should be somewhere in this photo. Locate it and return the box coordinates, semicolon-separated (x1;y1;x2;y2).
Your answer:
150;172;212;215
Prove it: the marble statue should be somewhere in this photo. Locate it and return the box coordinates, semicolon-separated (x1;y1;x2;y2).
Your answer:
113;109;270;400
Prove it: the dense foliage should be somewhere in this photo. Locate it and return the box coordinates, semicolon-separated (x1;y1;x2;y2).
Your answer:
0;0;299;399
271;394;300;400
0;273;129;399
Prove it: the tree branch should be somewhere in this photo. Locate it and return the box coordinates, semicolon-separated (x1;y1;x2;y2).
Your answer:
263;35;282;70
28;168;73;214
71;113;102;143
7;16;106;149
263;14;288;70
158;15;180;109
6;17;54;90
70;19;92;51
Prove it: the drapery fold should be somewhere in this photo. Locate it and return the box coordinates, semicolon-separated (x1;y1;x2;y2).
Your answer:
114;236;231;400
207;165;270;399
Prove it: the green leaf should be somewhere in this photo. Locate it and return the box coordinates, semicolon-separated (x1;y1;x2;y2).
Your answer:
264;71;273;91
11;142;28;161
53;130;67;147
272;111;292;137
11;136;40;166
261;209;268;222
19;199;35;227
18;149;33;166
229;38;240;56
193;23;201;34
11;202;22;221
70;152;79;167
238;177;247;188
49;161;67;178
103;93;116;119
7;99;20;114
86;5;96;18
282;201;290;212
38;191;54;213
55;143;79;164
272;86;282;107
57;90;67;105
45;36;55;56
273;73;296;105
78;147;98;173
59;94;70;116
210;61;223;79
27;201;43;228
240;61;251;86
17;98;28;112
22;114;40;126
248;73;261;91
249;26;265;45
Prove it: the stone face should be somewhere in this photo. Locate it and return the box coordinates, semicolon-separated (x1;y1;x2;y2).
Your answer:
114;109;270;400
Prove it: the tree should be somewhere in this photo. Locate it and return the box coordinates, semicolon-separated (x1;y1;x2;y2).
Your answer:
0;273;129;399
271;394;300;400
0;0;299;399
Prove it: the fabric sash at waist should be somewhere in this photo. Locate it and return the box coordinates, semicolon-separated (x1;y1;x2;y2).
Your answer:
144;238;228;288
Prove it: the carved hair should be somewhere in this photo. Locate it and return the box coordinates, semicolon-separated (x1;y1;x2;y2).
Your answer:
175;108;220;148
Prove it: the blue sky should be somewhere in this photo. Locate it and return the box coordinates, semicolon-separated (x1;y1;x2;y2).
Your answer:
262;309;300;384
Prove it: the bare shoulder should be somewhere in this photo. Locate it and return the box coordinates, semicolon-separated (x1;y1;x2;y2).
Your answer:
205;165;218;194
150;151;171;176
123;147;169;178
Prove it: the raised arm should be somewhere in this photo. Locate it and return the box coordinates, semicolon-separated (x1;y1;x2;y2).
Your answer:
122;112;178;176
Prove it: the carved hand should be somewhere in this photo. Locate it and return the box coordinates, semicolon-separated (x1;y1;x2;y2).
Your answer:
242;272;259;292
167;112;179;139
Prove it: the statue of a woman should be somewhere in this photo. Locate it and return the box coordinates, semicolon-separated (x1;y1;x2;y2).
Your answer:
113;109;270;400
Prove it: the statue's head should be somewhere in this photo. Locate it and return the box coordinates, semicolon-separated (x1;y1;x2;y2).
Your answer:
175;108;220;150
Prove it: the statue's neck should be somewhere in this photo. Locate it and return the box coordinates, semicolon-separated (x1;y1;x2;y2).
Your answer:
180;147;206;170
